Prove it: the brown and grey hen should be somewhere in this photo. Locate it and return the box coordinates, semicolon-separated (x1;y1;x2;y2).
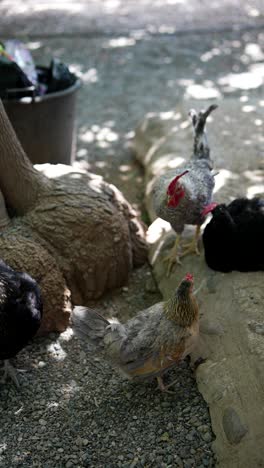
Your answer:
72;273;199;392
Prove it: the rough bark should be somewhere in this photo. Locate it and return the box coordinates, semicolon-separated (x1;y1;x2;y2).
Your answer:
0;222;72;334
134;98;264;467
0;100;147;333
0;101;51;215
0;189;10;229
24;166;147;303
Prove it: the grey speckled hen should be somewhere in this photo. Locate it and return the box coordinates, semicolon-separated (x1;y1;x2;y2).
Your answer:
151;105;218;274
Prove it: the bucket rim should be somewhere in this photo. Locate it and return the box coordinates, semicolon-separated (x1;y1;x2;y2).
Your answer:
3;78;82;104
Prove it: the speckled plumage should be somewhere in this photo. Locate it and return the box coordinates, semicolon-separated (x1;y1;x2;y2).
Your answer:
152;105;217;235
152;159;215;234
72;277;199;383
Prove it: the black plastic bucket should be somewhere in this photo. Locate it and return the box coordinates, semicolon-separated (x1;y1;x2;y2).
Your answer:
3;78;81;165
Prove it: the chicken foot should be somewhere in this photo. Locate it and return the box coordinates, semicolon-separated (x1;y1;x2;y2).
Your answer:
181;225;201;257
157;376;178;394
163;235;182;276
163;225;202;276
0;360;21;389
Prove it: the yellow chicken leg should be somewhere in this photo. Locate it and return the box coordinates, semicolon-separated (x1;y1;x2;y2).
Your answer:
181;226;201;257
163;235;182;276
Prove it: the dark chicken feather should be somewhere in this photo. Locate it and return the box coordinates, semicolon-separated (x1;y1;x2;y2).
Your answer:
0;259;43;386
203;197;264;272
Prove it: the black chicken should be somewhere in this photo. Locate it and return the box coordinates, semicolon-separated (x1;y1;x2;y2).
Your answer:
202;197;264;272
0;260;43;387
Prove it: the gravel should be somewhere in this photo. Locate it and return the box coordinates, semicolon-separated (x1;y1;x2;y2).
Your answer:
1;12;263;468
0;271;216;468
1;339;214;466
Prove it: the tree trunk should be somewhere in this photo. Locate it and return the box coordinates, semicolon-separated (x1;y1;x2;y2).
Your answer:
0;188;10;229
0;100;51;215
0;99;147;333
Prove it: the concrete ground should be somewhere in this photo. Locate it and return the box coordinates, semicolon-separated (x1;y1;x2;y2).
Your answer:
1;0;264;36
1;1;263;203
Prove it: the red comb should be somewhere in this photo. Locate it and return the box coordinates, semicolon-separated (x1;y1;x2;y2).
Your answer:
167;170;189;196
185;273;193;281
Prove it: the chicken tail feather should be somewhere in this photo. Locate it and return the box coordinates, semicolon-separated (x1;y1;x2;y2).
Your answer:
189;104;217;163
72;306;110;350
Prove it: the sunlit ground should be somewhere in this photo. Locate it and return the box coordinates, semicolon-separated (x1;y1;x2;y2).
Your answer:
23;28;263;209
1;0;263;36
